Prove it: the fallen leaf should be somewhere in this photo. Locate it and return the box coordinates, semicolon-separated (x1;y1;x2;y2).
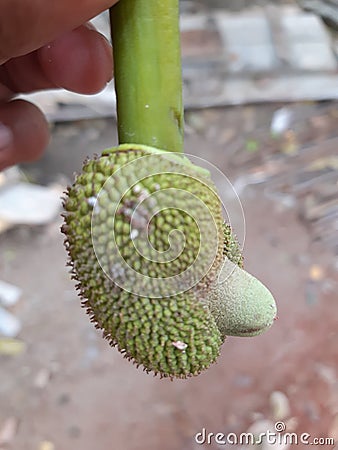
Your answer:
281;130;298;155
245;139;259;153
34;369;51;389
308;156;338;171
39;441;55;450
0;338;26;356
270;391;291;421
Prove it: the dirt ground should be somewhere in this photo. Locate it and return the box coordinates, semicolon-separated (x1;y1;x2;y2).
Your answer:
0;102;337;450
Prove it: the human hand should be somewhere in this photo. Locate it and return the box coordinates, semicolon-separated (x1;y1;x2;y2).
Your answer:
0;0;118;171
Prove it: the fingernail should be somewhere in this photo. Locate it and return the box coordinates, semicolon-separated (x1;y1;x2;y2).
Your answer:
0;123;13;151
107;71;113;83
84;22;97;32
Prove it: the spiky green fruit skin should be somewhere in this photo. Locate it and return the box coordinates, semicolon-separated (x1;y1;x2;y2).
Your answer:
222;223;244;269
62;144;277;379
62;144;226;378
90;287;222;377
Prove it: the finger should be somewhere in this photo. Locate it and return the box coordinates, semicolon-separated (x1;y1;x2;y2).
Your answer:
39;23;113;94
0;53;53;99
0;0;118;63
0;100;49;171
0;24;113;96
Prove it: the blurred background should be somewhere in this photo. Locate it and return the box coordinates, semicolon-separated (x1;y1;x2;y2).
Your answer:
0;1;338;449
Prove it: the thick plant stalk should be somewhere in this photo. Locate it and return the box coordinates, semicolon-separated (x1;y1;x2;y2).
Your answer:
110;0;184;153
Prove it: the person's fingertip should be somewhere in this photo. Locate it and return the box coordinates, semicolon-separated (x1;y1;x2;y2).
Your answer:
0;100;50;170
38;25;113;94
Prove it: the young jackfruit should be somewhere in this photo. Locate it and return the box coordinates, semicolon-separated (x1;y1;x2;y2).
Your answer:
62;144;276;379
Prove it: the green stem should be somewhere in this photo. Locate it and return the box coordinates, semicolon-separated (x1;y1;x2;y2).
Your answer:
110;0;184;153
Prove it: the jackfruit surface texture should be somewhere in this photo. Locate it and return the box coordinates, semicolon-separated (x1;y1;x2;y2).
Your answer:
62;144;242;378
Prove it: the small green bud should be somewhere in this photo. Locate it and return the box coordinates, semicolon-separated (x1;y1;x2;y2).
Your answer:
208;260;277;338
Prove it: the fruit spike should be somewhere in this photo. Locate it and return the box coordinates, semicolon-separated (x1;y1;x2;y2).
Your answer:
62;0;277;379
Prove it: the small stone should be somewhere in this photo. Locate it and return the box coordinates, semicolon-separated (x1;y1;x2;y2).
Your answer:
34;369;51;389
0;280;22;307
39;441;55;450
0;307;21;338
309;264;325;282
270;391;291;421
0;417;18;446
271;107;293;135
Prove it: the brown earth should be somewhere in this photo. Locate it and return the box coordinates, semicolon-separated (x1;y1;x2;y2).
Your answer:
0;104;337;450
